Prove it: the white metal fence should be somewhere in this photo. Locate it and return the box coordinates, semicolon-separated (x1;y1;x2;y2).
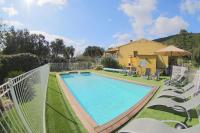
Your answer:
0;64;49;133
50;62;92;72
195;70;200;122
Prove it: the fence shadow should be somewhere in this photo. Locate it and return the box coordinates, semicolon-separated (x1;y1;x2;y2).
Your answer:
48;86;62;94
46;102;78;125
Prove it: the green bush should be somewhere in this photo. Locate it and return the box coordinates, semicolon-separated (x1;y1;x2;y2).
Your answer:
75;55;95;63
94;65;103;70
101;57;121;69
0;53;40;84
192;47;200;66
50;56;66;63
6;70;24;78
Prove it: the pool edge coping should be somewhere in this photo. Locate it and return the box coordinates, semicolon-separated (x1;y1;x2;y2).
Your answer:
57;72;159;133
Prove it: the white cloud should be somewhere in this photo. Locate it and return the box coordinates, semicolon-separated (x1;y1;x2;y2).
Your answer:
30;30;91;55
119;0;156;38
1;20;23;27
150;16;188;36
117;0;189;40
113;32;131;43
110;32;131;47
2;7;18;16
36;0;67;6
0;0;4;5
180;0;200;14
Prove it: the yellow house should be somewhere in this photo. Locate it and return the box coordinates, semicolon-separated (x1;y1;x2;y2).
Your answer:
105;39;168;75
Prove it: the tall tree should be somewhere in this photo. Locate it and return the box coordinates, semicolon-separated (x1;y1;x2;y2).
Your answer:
50;39;65;57
2;27;50;54
63;47;70;59
63;46;75;59
69;46;75;58
3;26;18;54
2;26;50;62
193;46;200;65
179;29;188;35
83;46;104;57
33;34;50;60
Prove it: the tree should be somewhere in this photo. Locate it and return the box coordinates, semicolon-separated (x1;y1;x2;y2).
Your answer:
63;47;70;59
83;46;104;57
50;39;65;57
179;29;188;35
193;46;200;66
3;26;18;54
63;46;75;59
69;46;75;58
2;26;50;62
34;34;49;55
33;34;50;62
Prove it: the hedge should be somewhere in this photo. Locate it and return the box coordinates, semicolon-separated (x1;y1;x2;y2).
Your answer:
0;53;40;84
101;57;121;69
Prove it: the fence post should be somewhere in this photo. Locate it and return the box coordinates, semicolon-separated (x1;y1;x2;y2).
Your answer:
8;78;32;133
42;64;49;133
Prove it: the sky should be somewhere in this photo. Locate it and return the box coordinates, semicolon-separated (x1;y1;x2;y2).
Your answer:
0;0;200;54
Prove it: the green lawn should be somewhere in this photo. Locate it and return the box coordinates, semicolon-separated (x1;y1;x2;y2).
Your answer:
91;70;165;87
45;70;199;133
45;73;87;133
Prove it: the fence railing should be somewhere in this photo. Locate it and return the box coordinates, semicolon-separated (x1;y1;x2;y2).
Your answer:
0;64;49;133
195;70;200;122
50;62;93;72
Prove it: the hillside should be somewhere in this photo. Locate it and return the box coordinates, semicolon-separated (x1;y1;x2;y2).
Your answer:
153;31;200;65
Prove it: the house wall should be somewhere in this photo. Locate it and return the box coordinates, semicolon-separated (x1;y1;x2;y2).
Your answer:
116;39;168;74
138;55;156;75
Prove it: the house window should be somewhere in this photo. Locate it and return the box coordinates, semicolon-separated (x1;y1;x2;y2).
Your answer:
133;51;138;57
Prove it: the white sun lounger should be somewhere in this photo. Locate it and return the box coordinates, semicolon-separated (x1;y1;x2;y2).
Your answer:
118;118;200;133
165;66;188;85
162;82;194;92
156;83;195;99
119;70;200;133
146;86;200;114
157;70;200;99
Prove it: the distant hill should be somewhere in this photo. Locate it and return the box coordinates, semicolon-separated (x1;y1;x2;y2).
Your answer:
153;30;200;65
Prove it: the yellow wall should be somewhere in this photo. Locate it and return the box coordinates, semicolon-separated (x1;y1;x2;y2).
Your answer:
136;56;156;75
114;39;168;74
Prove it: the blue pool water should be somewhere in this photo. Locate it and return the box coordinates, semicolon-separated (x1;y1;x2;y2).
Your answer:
61;73;151;125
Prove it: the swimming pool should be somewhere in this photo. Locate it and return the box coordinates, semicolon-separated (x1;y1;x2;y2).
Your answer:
61;73;151;125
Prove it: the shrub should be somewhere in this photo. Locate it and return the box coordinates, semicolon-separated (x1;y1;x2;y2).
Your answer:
6;70;24;78
50;56;66;63
0;53;40;84
94;65;103;70
101;57;121;69
75;55;95;63
192;47;200;66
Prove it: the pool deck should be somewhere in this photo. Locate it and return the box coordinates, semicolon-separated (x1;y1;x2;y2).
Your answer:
56;72;159;133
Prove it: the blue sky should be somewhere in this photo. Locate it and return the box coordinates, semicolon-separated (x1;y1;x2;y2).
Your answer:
0;0;200;54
